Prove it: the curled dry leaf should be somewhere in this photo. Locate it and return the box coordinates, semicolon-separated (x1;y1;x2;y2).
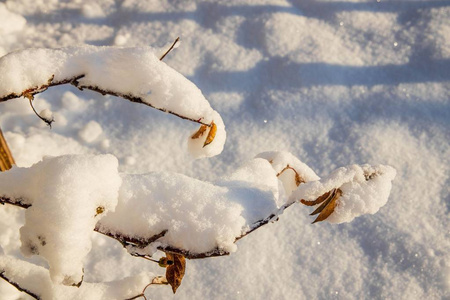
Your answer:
165;252;186;294
0;129;15;172
203;121;217;147
301;188;342;223
191;124;208;139
191;121;217;148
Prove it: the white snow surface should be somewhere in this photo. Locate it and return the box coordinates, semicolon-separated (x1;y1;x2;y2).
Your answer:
0;1;449;299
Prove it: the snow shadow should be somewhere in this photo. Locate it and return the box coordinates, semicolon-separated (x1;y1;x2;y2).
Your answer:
195;57;450;91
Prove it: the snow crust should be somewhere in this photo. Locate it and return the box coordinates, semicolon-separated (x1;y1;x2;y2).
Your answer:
292;164;396;224
0;155;121;285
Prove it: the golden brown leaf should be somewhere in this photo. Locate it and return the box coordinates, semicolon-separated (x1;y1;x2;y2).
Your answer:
0;129;15;172
311;189;342;224
191;124;208;139
165;252;186;294
300;190;333;207
203;121;217;147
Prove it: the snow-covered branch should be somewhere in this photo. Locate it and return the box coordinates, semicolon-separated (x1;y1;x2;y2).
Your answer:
0;46;226;158
0;45;397;298
0;151;395;298
0;255;165;300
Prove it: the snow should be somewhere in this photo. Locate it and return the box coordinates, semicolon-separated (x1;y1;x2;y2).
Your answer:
0;254;157;300
99;156;280;255
0;154;121;286
0;3;26;36
0;1;449;299
78;120;103;143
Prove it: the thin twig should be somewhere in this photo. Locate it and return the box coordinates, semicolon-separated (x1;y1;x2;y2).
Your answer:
160;37;180;61
0;271;40;300
28;98;54;128
125;277;169;300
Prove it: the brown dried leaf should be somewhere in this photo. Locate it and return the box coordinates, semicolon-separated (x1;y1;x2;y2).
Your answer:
300;190;333;207
165;252;186;294
0;129;15;172
191;124;208;139
203;121;217;147
311;189;342;224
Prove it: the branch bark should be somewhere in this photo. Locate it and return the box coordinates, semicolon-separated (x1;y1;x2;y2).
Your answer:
0;271;40;300
0;75;211;127
0;194;292;259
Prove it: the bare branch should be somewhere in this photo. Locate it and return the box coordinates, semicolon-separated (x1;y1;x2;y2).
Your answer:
0;196;31;208
0;271;40;300
28;97;54;128
160;37;180;61
125;276;168;300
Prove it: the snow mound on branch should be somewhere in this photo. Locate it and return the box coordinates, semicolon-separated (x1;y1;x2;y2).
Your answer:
99;157;279;255
0;154;121;286
256;151;320;198
292;164;396;223
187;110;226;159
0;255;157;300
0;46;226;158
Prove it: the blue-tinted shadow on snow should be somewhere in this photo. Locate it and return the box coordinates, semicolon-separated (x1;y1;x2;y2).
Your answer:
23;1;450;26
194;57;450;94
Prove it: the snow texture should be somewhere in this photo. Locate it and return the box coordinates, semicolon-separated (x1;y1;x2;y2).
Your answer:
0;255;157;300
99;157;280;255
0;155;121;286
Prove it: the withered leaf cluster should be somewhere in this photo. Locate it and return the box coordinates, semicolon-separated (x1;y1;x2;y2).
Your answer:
301;188;342;223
